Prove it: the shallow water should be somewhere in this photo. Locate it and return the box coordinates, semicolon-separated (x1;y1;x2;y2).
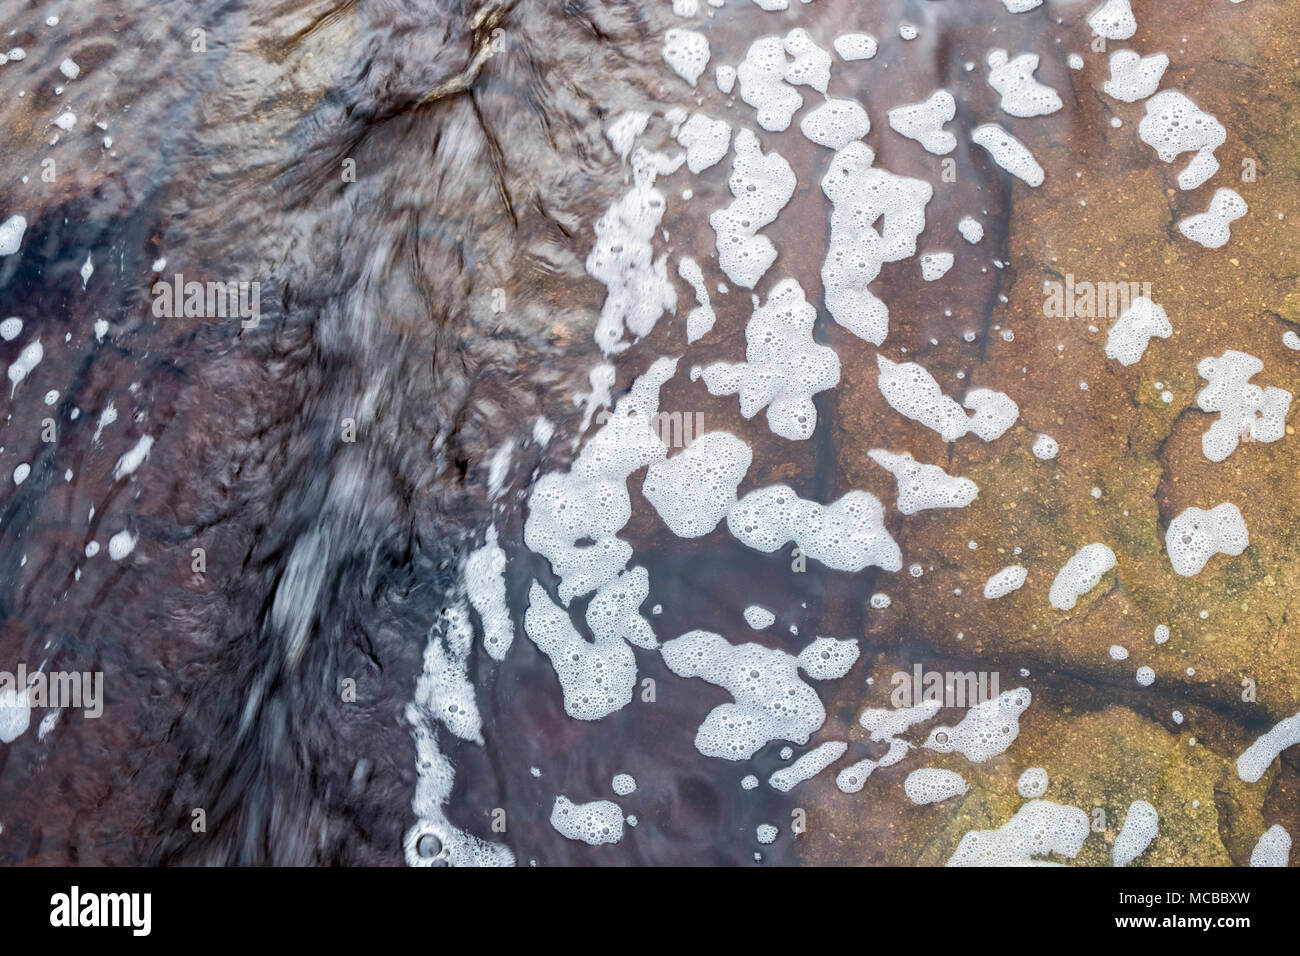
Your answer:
1;0;1298;866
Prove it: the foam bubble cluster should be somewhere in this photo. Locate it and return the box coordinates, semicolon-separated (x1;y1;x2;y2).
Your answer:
887;90;957;154
1104;296;1171;366
550;795;625;845
1048;542;1116;610
694;278;840;439
1178;188;1247;248
1087;0;1137;40
795;636;860;680
1112;800;1159;866
1032;433;1059;459
660;630;835;759
949;800;1090;866
868;449;979;514
800;98;869;150
972;124;1044;187
1138;91;1226;191
744;605;776;629
822;143;932;344
1103;50;1168;103
984;564;1028;599
463;527;513;661
709;130;796;288
923;688;1031;762
1250;825;1292;867
1165;503;1248;576
904;768;969;804
1195;349;1292;461
663;29;710;87
726;483;902;572
643;431;753;538
677;256;717;343
736;36;803;131
986;50;1062;118
525;583;637;720
1017;767;1048;798
677;113;731;173
1236;710;1300;783
833;33;877;61
876;356;1019;442
769;740;848;792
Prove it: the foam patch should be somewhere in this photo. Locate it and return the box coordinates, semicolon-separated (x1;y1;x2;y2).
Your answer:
1237;710;1300;782
800;98;869;150
876;356;1019;441
709;129;796;288
1103;50;1168;103
1087;0;1137;40
769;741;848;792
948;800;1090;866
984;564;1028;599
888;90;957;154
1048;543;1116;610
693;278;840;439
1165;503;1248;576
585;566;658;650
958;216;984;243
677;257;717;343
1032;433;1059;459
822;142;932;344
836;699;943;793
972;124;1044;187
643;431;753;537
1178;187;1247;248
1112;800;1158;866
986;50;1062;117
464;526;513;661
677;113;731;172
920;251;954;280
660;630;833;759
923;688;1031;762
1195;349;1291;461
550;796;625;845
833;33;877;61
737;37;803;131
796;636;860;679
904;768;969;804
727;483;902;572
783;29;831;94
1017;767;1048;798
868;448;979;514
1138;91;1225;190
1250;825;1292;867
1104;296;1171;366
525;582;637;720
663;28;710;86
744;605;776;629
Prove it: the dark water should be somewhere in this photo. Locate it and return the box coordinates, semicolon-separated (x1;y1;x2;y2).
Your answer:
1;0;1297;866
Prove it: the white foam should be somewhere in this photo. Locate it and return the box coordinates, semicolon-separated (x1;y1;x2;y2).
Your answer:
1105;296;1171;366
783;29;831;94
1195;349;1291;461
693;278;839;439
1109;644;1129;660
677;256;717;343
1138;91;1225;190
525;357;675;602
1103;50;1168;103
1087;0;1137;40
756;823;778;844
923;688;1031;762
108;530;137;560
837;700;943;792
737;37;803;131
796;637;860;680
709;129;796;288
612;773;637;796
643;431;753;537
986;50;1062;117
663;29;710;87
744;605;776;629
1178;188;1247;248
800;98;869;150
1032;433;1059;459
1236;710;1300;783
525;582;637;720
958;216;984;244
1283;330;1300;351
888;90;957;155
413;604;483;744
464;526;513;661
1001;0;1043;11
1048;543;1115;610
833;33;877;61
984;564;1028;599
821;142;932;344
0;317;21;341
1135;665;1155;686
950;800;1090;866
1154;624;1170;644
1112;800;1159;866
586;151;680;354
1017;767;1048;798
904;768;969;804
113;434;154;480
550;795;624;845
769;740;848;792
1250;825;1292;867
0;686;30;744
660;630;835;759
876;356;1019;442
1165;503;1248;576
868;449;978;514
972;124;1044;187
586;566;657;650
715;65;736;94
920;251;954;280
677;113;731;173
727;483;902;572
6;338;42;391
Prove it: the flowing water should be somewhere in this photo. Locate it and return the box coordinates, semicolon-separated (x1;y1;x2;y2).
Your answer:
0;0;1298;866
